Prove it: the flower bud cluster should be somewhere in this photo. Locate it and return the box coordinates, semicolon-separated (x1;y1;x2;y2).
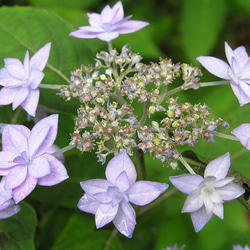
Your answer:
136;97;228;167
60;46;228;167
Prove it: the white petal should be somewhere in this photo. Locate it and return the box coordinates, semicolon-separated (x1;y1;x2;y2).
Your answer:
21;88;40;117
212;203;224;219
80;179;111;195
28;156;51;178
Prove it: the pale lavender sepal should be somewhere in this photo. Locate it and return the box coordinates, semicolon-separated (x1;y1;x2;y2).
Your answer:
191;206;213;232
5;164;27;190
21;88;40;117
182;188;203;213
216;182;245;201
232;123;250;150
2;124;30;152
77;194;100;214
169;174;203;194
37;153;68;186
204;152;230;179
80;179;111;196
95;202;118;228
196;56;230;80
105;150;136;185
113;204;135;238
28;114;58;157
128;180;168;206
12;175;37;203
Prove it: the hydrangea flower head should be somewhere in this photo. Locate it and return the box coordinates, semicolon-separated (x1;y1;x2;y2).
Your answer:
232;123;250;150
170;153;244;232
0;114;68;203
197;42;250;106
0;42;51;116
70;1;149;42
78;150;168;238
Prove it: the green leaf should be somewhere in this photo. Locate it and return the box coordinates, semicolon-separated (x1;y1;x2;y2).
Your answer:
0;202;37;250
28;0;99;10
52;212;123;250
0;6;93;114
179;0;227;62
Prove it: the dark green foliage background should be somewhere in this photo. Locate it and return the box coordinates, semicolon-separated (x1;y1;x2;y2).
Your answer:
0;0;250;249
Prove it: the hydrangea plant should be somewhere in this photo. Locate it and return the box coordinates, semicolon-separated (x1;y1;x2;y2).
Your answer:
0;1;250;249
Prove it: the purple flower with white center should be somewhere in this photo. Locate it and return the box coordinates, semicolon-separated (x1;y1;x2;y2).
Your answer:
197;42;250;106
78;150;168;238
0;177;20;219
170;153;244;232
0;43;51;116
69;1;149;42
233;245;250;250
0;114;68;203
232;123;250;150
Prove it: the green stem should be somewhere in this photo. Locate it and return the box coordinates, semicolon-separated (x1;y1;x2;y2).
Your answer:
46;63;72;85
199;80;230;87
108;41;113;53
39;84;62;89
231;148;249;160
11;106;22;124
137;188;177;217
139;100;150;127
134;133;147;180
103;228;118;250
52;144;75;156
214;131;239;141
179;156;196;174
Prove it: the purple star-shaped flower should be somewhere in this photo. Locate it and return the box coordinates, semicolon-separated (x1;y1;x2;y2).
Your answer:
0;114;68;203
0;177;20;219
0;42;51;116
70;1;149;42
170;153;244;232
78;151;168;238
197;42;250;106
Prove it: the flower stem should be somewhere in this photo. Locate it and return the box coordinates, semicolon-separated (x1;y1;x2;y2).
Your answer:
214;131;239;141
199;80;229;87
179;156;196;174
137;188;177;217
39;84;62;89
108;41;113;53
46;63;72;85
104;228;118;250
52;144;75;156
11;106;22;124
